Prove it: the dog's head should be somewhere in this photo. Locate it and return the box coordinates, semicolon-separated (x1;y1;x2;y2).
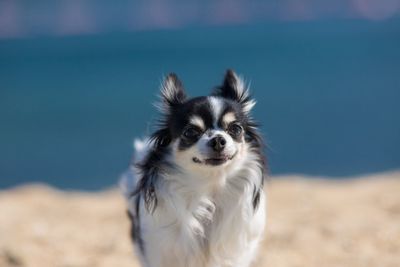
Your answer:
152;70;263;178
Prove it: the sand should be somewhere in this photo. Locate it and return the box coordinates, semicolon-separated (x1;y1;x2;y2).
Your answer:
1;172;399;267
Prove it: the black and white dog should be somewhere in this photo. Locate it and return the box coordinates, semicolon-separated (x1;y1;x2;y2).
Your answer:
120;70;266;267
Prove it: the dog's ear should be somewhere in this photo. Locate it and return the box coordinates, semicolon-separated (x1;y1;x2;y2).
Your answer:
213;69;255;114
153;73;186;147
159;73;187;111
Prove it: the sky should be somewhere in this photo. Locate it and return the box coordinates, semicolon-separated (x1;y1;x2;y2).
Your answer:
1;0;400;38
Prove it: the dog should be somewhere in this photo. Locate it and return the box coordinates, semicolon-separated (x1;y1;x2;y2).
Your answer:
120;70;266;267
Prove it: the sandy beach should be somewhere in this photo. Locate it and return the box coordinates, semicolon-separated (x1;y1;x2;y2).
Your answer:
1;172;399;267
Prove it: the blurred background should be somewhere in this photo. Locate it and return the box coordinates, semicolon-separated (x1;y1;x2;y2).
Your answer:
1;0;399;190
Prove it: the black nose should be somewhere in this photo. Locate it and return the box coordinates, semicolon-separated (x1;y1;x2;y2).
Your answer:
208;135;226;152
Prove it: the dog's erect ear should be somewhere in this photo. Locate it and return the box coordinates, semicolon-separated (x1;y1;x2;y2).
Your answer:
213;69;255;114
160;73;187;110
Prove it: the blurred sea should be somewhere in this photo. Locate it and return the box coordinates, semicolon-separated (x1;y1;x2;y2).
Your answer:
1;20;399;189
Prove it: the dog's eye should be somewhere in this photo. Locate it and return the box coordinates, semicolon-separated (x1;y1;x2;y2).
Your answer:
183;127;201;139
228;123;243;137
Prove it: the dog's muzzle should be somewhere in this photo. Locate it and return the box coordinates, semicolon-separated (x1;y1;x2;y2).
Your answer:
192;151;238;166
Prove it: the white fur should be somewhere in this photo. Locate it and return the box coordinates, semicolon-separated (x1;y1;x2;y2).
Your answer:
242;99;256;114
163;78;178;102
121;139;266;267
209;97;224;127
230;74;256;114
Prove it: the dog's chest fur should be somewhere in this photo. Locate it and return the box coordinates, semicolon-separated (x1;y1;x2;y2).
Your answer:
138;170;266;267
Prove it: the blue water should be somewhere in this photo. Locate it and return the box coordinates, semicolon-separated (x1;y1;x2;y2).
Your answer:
1;20;400;189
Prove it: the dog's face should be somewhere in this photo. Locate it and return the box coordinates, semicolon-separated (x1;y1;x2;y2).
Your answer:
172;96;246;170
153;70;259;176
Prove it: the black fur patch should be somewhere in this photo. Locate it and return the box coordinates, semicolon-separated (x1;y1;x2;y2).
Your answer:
245;119;267;211
126;195;145;254
212;69;253;108
132;144;173;213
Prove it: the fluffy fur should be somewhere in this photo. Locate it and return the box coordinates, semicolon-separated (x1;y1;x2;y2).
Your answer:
120;70;267;267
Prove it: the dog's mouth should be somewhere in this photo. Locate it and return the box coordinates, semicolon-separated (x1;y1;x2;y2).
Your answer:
193;151;237;166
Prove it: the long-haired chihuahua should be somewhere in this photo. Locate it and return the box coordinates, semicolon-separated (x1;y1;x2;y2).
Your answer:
120;70;266;267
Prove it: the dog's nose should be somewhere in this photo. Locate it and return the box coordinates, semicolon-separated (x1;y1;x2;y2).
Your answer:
208;135;226;152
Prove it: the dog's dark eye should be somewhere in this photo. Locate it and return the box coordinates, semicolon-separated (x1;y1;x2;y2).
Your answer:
183;127;201;139
228;123;243;137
